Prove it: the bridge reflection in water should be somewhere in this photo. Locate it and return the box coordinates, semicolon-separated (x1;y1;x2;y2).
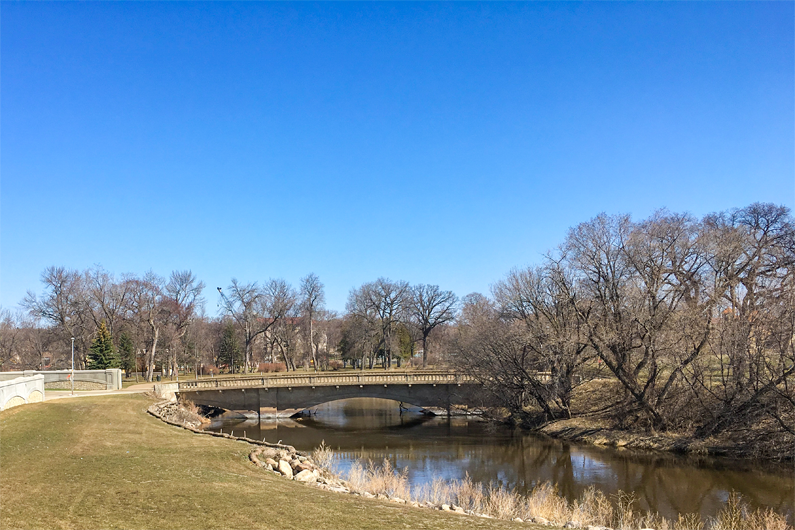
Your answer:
204;397;794;524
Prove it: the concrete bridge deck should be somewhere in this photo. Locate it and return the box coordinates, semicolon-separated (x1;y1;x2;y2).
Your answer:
176;371;494;417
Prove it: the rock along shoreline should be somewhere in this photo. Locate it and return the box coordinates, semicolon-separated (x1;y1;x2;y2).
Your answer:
147;399;621;530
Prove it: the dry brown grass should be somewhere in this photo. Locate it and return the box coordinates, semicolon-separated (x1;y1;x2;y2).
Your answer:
332;458;791;530
180;398;199;415
710;492;791;530
311;439;337;472
347;459;412;500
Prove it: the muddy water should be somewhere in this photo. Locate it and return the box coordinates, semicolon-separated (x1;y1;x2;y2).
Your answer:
204;398;794;522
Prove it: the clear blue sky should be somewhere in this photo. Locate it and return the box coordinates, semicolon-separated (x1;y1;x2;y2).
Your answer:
2;1;793;315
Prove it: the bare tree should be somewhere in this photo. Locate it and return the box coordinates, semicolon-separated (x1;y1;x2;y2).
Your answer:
219;278;295;373
316;310;342;369
85;266;132;340
127;272;167;382
493;262;593;419
692;203;795;445
563;212;712;430
0;309;22;368
22;266;93;368
410;284;457;368
270;312;301;371
162;270;205;380
346;278;409;369
339;312;381;369
299;273;325;371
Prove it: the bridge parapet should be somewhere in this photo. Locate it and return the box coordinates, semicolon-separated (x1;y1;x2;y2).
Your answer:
178;371;474;392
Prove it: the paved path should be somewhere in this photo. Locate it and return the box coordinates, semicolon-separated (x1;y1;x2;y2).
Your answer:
45;383;154;401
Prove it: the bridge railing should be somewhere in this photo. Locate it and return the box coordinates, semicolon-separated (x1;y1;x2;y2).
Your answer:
177;371;478;391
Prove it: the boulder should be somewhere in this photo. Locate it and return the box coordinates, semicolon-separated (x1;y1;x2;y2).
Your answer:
295;462;313;473
533;517;550;525
264;458;278;468
441;504;451;511
513;518;524;523
278;460;293;479
453;506;465;514
294;469;316;482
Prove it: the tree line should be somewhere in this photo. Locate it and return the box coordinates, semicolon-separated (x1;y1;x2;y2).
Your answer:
0;269;458;380
453;202;793;458
1;202;792;456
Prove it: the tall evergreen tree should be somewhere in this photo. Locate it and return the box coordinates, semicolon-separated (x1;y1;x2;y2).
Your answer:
118;332;136;374
88;321;119;369
218;323;241;373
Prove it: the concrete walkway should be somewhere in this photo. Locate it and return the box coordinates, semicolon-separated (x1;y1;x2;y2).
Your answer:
45;383;155;401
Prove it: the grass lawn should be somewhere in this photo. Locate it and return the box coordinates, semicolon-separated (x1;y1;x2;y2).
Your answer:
0;395;537;530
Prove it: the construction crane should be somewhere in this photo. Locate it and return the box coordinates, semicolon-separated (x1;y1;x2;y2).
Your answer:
217;286;236;317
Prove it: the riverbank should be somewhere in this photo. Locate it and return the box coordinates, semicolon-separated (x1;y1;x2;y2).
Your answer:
534;417;710;454
0;394;533;530
532;416;795;462
162;400;792;530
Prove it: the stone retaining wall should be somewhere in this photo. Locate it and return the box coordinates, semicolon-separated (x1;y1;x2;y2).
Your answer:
44;381;106;391
0;369;122;390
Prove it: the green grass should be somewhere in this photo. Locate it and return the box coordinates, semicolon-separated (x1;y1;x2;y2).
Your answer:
0;395;536;530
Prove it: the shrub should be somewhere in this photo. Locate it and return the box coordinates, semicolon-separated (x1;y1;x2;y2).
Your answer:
328;360;343;371
258;362;287;373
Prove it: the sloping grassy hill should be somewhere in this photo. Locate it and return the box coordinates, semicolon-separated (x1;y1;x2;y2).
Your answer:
0;394;534;530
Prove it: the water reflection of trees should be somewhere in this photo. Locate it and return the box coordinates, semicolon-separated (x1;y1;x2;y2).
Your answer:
206;409;793;522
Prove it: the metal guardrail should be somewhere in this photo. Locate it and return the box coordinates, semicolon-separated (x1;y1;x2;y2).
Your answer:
177;371;477;392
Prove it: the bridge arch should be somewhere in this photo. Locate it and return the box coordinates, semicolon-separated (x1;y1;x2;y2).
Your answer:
176;371;495;417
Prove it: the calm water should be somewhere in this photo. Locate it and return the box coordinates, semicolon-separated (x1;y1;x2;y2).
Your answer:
204;398;794;522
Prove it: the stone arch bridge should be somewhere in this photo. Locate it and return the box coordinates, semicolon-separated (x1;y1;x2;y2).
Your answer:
176;371;506;417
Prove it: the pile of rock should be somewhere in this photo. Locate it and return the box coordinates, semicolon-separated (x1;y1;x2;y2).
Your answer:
249;446;359;493
250;447;323;482
151;401;204;429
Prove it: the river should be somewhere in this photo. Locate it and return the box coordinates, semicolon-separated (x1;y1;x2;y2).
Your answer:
203;397;794;522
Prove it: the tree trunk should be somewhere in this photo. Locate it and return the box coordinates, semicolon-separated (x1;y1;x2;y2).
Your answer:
422;335;428;368
146;327;158;382
310;314;318;372
244;336;252;374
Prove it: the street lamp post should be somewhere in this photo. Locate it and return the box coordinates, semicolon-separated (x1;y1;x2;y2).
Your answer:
71;337;75;396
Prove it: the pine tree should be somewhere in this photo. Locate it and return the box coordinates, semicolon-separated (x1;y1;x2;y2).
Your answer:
88;321;119;369
218;323;240;373
118;332;136;374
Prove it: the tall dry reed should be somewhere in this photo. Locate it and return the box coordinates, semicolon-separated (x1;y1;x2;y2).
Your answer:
323;455;791;530
311;440;337;473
